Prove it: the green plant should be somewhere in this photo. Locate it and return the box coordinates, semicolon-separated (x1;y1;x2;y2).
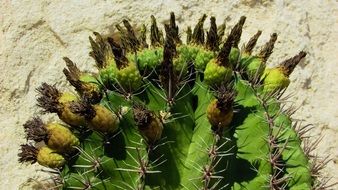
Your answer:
18;13;332;190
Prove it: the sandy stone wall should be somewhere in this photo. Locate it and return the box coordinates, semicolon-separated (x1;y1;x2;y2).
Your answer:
0;0;337;189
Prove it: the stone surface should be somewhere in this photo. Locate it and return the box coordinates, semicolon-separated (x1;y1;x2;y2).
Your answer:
0;0;337;189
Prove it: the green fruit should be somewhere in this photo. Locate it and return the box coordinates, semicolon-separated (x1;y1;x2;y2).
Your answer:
136;48;163;71
204;59;232;86
173;45;201;75
229;47;240;66
246;57;265;79
195;49;214;71
99;64;118;86
116;63;142;91
178;45;200;60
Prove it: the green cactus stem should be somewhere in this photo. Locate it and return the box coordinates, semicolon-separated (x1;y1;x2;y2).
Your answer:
18;12;335;190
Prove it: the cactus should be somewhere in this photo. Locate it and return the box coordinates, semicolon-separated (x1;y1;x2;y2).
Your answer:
18;13;334;190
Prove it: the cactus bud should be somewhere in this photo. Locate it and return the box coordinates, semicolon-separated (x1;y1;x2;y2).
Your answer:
204;58;232;87
23;117;79;153
116;61;143;92
207;85;235;132
229;47;240;66
262;68;290;93
195;49;214;71
63;57;102;103
18;144;65;168
70;101;119;133
262;51;306;92
36;83;87;127
136;47;163;72
133;105;163;144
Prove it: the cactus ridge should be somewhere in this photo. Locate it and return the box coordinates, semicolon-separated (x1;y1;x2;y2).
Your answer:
17;12;335;190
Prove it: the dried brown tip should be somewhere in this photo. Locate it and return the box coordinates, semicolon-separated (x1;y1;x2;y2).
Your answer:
115;24;130;51
169;12;181;44
63;57;82;90
23;117;49;142
217;22;226;43
36;83;61;113
279;51;307;77
107;37;122;57
192;14;207;45
69;100;96;120
106;37;128;69
229;16;246;48
244;30;262;55
133;104;152;130
89;32;110;68
150;15;163;47
160;27;178;105
18;144;38;164
216;84;236;111
122;19;140;51
259;33;278;63
206;17;218;51
138;24;149;49
217;34;233;67
186;26;192;44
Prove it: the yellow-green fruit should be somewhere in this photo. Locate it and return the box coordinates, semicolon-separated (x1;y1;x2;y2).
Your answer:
207;99;233;128
140;117;163;144
45;123;79;153
37;146;65;168
89;105;119;133
116;63;142;91
58;93;87;127
79;74;102;101
262;68;290;93
204;59;232;86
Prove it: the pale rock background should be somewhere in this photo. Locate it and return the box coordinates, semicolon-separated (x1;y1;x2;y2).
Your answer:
0;0;337;189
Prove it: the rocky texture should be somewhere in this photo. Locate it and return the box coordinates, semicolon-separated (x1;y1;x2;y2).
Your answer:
0;0;337;189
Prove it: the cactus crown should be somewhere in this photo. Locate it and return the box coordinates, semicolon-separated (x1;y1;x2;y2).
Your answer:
18;12;334;190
